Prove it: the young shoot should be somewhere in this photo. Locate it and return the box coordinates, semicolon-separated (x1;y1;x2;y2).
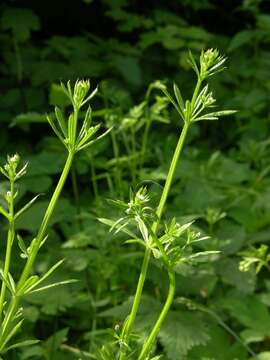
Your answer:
100;49;236;360
0;79;109;355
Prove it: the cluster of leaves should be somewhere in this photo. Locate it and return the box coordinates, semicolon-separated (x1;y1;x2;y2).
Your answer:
0;0;270;359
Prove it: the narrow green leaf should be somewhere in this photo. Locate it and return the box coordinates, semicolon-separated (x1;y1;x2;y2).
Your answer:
14;194;41;219
0;270;14;295
159;87;184;120
77;105;92;142
81;86;98;107
187;50;199;77
194;110;237;122
77;124;100;149
173;83;185;111
5;339;40;351
60;82;72;101
77;127;112;152
29;279;77;294
17;234;28;257
136;217;149;243
67;113;74;143
193;85;208;114
182;250;220;263
15;162;28;180
0;166;8;178
0;206;10;220
26;259;65;293
46;114;65;144
0;320;23;352
98;218;137;238
125;239;146;248
7;273;16;294
18;275;39;295
55;106;67;137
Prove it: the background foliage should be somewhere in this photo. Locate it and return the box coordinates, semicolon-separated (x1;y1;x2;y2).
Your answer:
1;0;270;358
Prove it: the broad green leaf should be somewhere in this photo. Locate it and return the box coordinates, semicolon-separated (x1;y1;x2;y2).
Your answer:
159;311;210;358
189;324;247;360
218;290;270;343
1;8;40;42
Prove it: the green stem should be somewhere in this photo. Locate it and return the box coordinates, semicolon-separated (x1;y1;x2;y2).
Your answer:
139;270;175;360
120;248;151;355
138;77;204;357
120;75;203;358
0;181;15;318
154;121;189;226
119;121;190;359
189;77;202;122
0;151;74;350
18;151;74;288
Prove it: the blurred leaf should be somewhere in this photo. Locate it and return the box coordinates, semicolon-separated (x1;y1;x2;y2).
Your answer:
189;324;247;360
49;84;70;107
11;112;47;127
1;7;40;42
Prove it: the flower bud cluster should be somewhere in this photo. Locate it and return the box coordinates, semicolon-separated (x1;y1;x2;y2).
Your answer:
200;48;226;79
126;187;151;218
0;154;27;181
73;80;90;108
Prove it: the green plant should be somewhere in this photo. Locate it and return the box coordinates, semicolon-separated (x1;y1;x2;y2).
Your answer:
0;80;109;356
100;49;236;359
239;244;270;273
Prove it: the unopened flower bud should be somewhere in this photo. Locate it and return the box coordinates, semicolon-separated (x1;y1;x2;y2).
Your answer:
9;154;20;164
200;49;225;79
5;191;12;203
74;80;90;107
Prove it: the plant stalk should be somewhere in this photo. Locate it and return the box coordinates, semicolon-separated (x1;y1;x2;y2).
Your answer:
0;151;74;347
120;74;203;358
119;120;190;359
0;180;15;318
139;270;175;360
138;76;204;356
18;151;74;288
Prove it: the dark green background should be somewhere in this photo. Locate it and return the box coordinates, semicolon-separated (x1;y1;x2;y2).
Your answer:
1;1;270;359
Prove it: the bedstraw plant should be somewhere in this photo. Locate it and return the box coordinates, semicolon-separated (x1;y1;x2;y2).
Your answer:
100;49;236;359
0;49;236;359
0;80;109;357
